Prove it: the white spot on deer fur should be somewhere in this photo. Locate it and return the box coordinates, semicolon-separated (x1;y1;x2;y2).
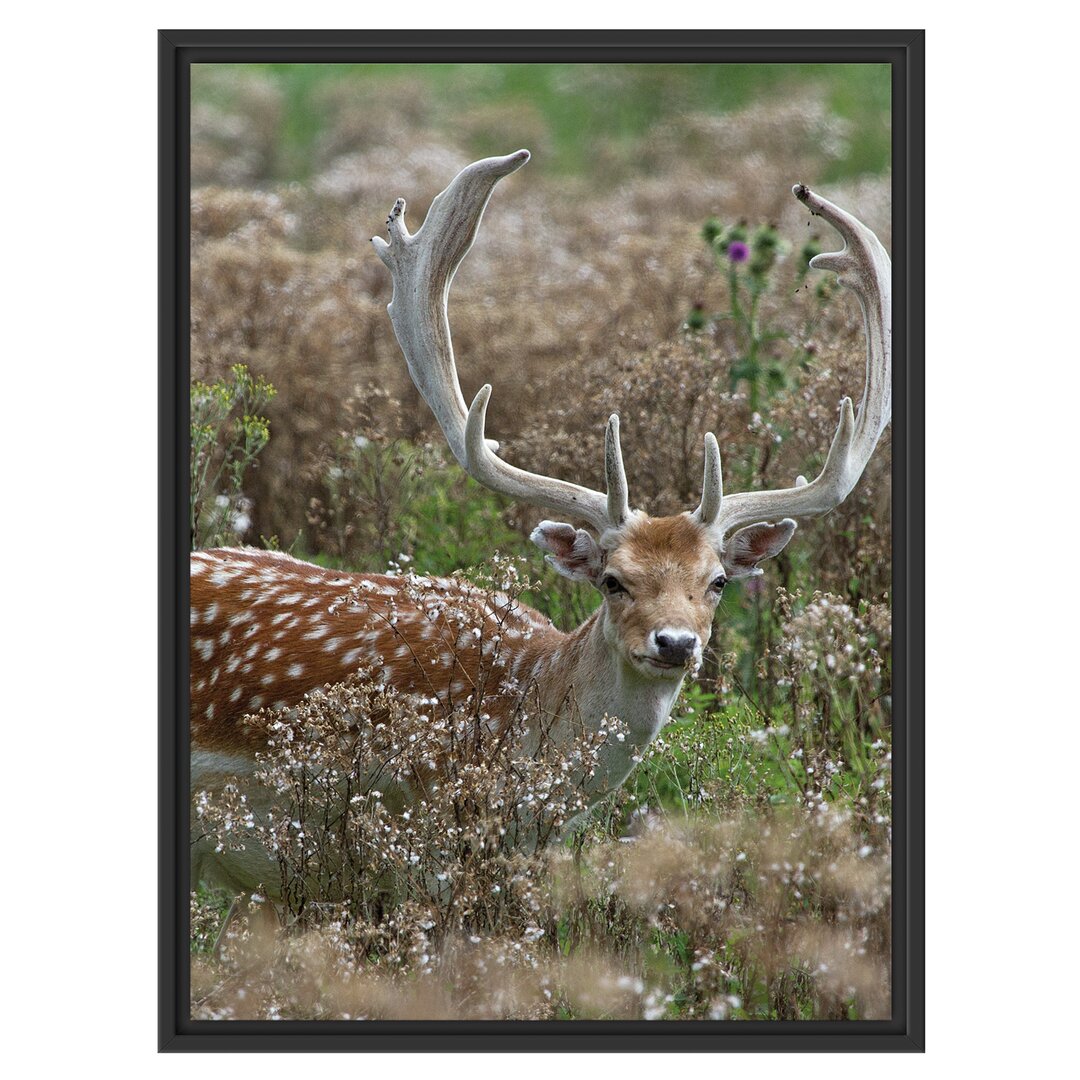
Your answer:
265;646;281;661
451;680;466;696
261;673;276;686
241;663;253;674
205;703;215;721
190;609;199;627
218;629;232;646
304;625;330;640
230;687;243;703
323;637;344;653
271;612;290;626
244;643;260;660
205;602;219;622
190;559;208;576
195;679;206;692
287;663;304;678
342;648;363;666
226;656;241;674
229;610;254;627
364;630;381;644
195;638;214;661
279;592;304;605
302;596;321;608
396;644;410;659
249;695;264;708
210;569;241;586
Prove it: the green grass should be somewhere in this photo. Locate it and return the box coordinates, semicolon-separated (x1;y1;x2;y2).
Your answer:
193;61;891;184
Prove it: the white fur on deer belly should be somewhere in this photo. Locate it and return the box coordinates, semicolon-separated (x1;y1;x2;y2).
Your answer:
190;750;277;894
191;749;259;787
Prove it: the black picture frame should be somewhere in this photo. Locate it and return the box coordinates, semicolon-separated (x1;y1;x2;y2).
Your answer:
160;28;924;1052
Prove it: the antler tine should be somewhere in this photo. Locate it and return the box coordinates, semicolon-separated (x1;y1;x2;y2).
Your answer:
704;184;892;540
462;386;627;532
374;150;628;535
691;432;723;526
605;415;631;528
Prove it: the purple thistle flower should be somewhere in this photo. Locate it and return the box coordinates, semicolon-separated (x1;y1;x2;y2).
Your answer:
727;241;750;264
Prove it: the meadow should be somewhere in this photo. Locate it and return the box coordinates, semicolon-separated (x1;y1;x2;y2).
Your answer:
189;62;893;1021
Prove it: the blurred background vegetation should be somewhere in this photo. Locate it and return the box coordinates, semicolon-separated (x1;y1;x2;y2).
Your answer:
190;62;894;1021
193;63;890;184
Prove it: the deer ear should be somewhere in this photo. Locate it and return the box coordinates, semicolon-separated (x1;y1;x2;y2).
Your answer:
530;521;604;583
722;519;797;579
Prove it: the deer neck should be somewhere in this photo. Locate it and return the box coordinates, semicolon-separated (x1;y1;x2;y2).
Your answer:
526;610;684;793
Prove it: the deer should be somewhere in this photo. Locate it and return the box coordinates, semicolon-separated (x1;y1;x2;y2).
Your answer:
190;149;891;913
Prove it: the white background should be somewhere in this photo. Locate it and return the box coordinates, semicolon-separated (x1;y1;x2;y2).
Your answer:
3;4;1074;1075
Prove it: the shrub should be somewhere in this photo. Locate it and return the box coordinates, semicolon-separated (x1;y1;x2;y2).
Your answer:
190;364;276;549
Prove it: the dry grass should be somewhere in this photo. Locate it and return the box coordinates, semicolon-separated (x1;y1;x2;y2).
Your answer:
192;809;889;1021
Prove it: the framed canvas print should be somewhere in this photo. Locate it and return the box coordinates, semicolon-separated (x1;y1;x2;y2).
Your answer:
160;29;924;1051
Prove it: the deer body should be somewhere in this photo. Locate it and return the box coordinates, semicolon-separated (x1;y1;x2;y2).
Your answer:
190;534;690;893
191;150;892;900
190;516;715;798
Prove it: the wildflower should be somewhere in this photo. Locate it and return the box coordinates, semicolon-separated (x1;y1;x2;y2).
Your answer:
727;240;750;263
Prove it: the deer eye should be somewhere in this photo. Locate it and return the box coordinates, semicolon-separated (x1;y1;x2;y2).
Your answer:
601;574;627;596
709;574;727;593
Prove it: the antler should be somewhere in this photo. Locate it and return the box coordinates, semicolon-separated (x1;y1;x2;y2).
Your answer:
372;150;631;535
693;183;892;539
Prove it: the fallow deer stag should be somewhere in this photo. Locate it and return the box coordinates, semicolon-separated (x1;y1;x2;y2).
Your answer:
191;149;891;897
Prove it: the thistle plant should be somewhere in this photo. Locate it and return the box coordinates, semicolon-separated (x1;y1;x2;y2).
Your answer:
688;218;834;413
190;363;276;549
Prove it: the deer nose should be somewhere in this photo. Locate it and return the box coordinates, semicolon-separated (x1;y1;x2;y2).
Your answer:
652;630;700;665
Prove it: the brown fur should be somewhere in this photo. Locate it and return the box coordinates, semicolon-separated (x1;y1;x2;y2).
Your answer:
601;515;724;666
190;547;563;754
191;515;722;763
